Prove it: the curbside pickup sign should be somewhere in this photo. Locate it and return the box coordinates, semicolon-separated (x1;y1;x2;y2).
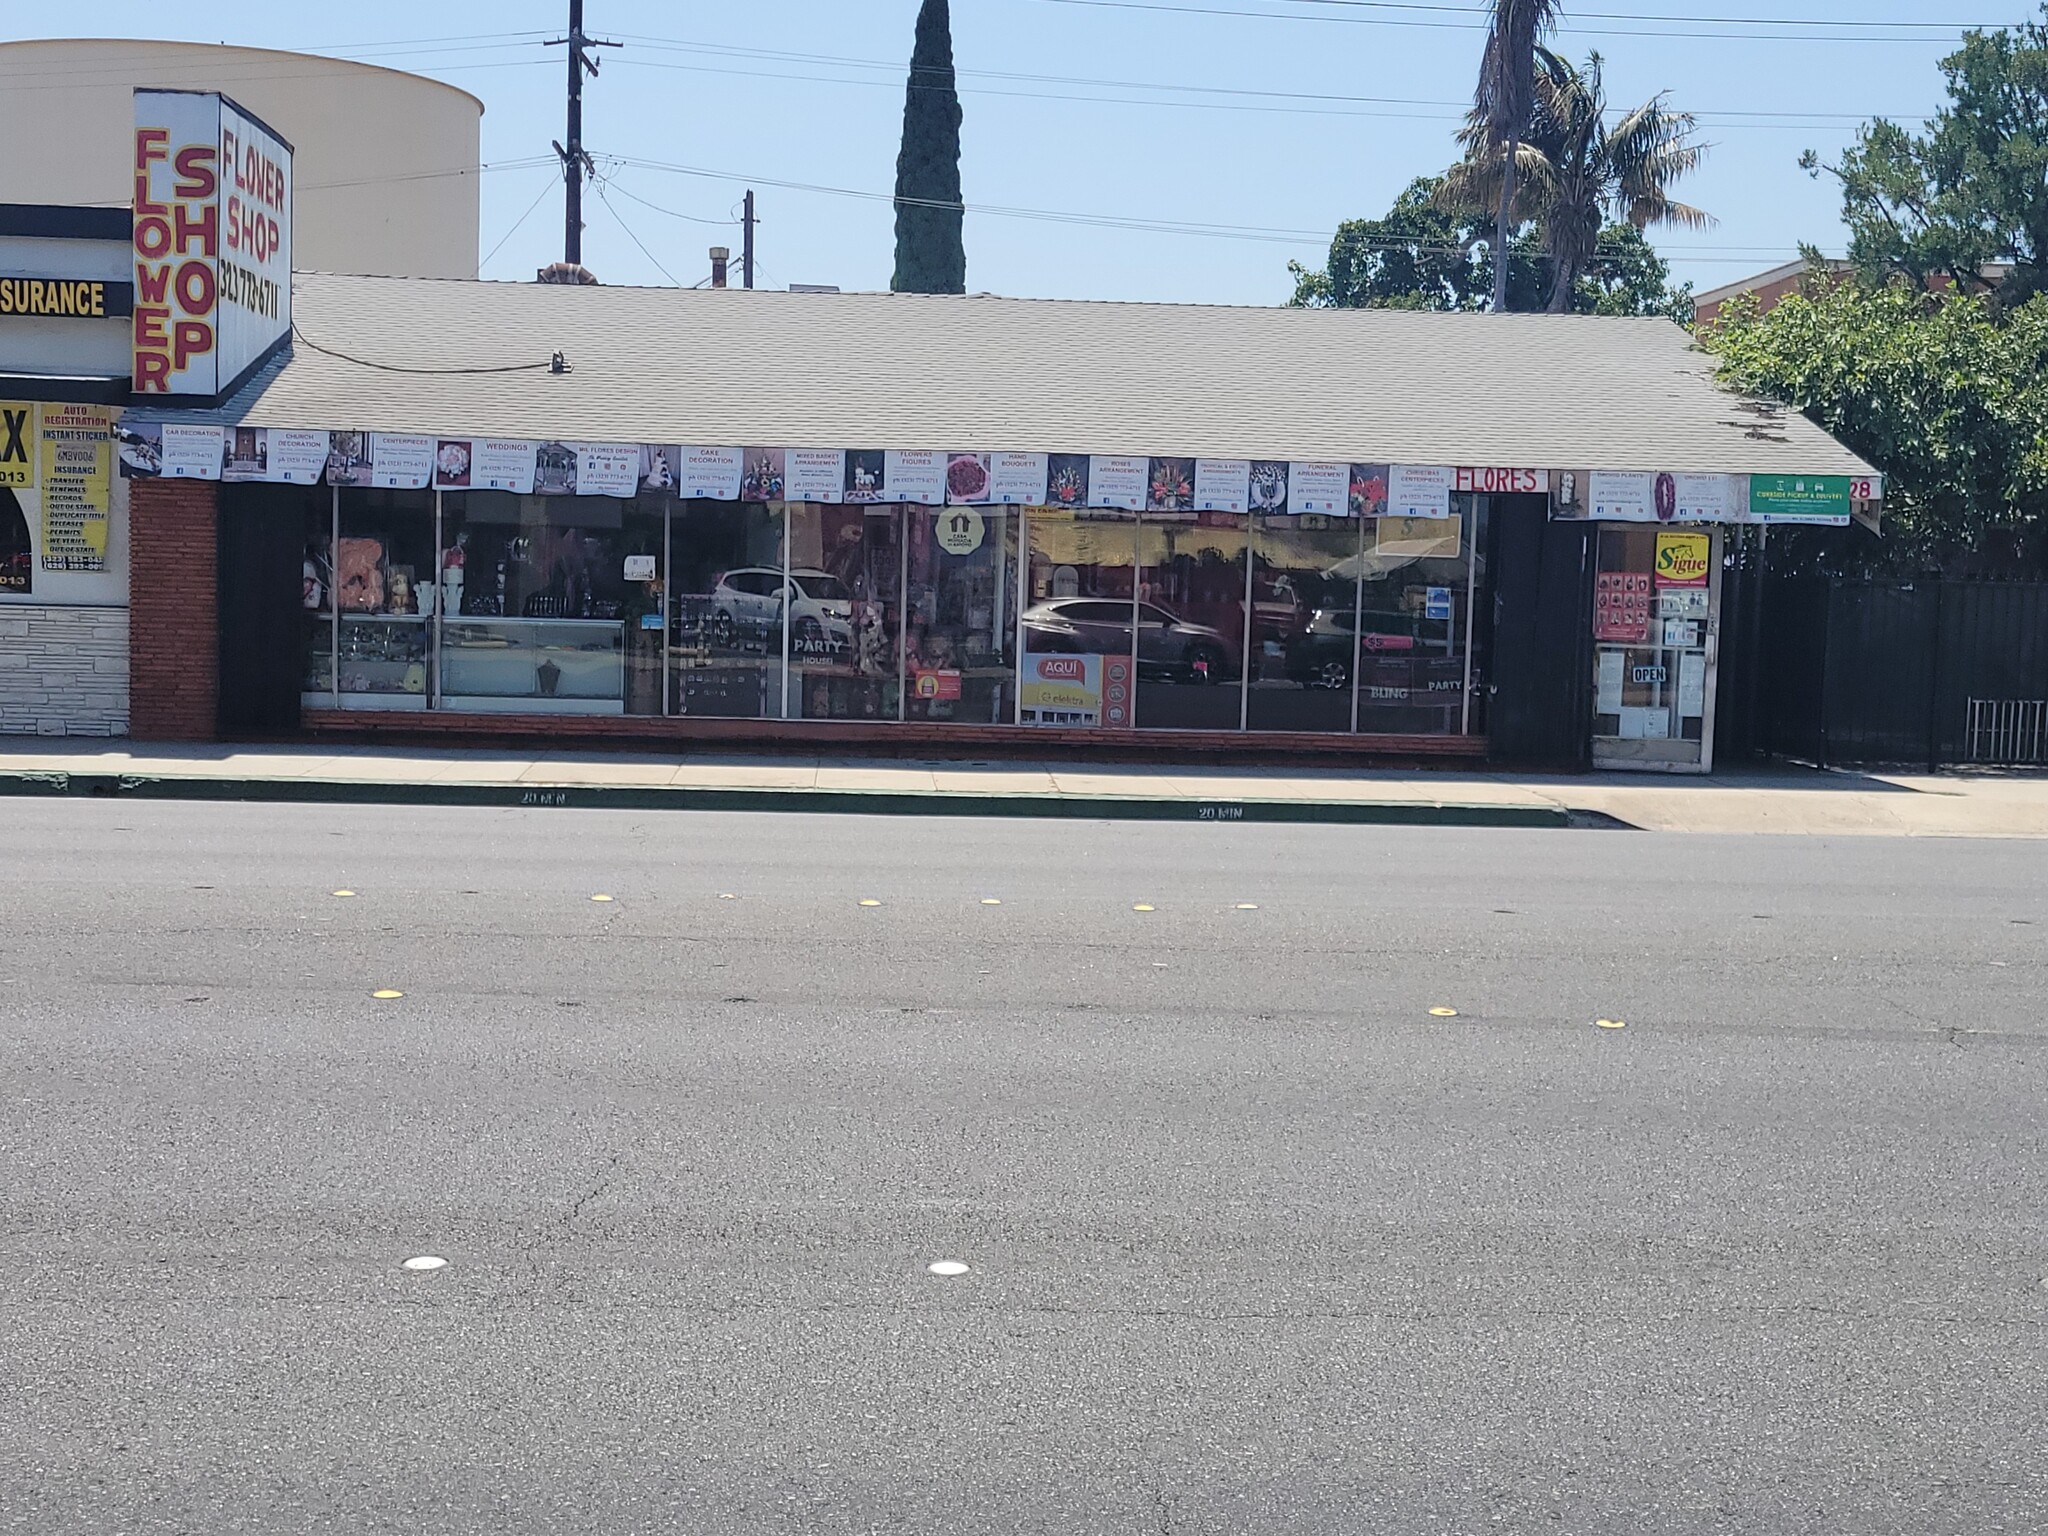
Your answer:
1748;474;1851;526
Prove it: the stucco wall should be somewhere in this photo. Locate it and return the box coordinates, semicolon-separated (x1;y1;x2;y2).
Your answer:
0;39;482;279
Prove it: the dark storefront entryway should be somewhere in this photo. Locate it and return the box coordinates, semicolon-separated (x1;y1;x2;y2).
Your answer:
1485;493;1593;768
217;485;313;734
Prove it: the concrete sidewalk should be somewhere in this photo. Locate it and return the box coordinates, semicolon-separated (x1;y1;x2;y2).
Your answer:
2;740;2046;836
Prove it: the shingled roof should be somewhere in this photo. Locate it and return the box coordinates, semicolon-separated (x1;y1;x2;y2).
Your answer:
175;271;1871;477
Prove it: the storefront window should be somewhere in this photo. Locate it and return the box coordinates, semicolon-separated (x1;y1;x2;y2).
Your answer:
335;488;432;711
786;503;902;721
1248;514;1363;732
1355;496;1482;736
301;490;335;704
669;499;787;719
438;492;662;715
1136;512;1245;730
1021;510;1137;728
906;506;1016;724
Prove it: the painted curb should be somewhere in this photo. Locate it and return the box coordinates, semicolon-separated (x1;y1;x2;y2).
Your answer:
0;770;1576;829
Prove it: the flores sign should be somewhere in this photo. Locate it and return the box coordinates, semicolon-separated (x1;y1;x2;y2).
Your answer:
132;89;293;398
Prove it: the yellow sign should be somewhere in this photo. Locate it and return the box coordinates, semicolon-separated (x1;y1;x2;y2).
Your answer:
37;403;114;572
1375;514;1462;560
0;278;111;317
0;401;33;488
1654;531;1711;588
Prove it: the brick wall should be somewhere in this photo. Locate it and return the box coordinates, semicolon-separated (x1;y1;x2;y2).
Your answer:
128;477;219;741
0;606;129;736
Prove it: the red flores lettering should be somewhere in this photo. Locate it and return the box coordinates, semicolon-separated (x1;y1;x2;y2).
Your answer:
1454;466;1543;495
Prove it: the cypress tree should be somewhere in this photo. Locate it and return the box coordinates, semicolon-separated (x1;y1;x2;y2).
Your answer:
891;0;966;294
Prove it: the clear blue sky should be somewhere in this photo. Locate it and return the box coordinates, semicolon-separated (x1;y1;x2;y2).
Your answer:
3;1;2026;302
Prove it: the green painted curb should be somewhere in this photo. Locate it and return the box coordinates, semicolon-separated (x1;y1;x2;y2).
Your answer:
0;769;1573;829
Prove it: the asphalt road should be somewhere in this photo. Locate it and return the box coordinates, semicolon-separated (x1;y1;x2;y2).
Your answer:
2;800;2044;1535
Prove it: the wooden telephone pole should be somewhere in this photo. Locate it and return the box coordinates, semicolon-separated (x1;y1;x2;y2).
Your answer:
545;0;620;266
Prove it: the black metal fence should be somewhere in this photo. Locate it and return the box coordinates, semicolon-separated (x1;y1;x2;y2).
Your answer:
1727;575;2048;767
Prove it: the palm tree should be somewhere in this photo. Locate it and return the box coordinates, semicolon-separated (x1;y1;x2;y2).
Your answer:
1473;0;1562;312
1442;49;1710;312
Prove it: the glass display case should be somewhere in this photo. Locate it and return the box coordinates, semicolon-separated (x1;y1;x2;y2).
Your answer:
440;616;626;713
336;614;429;709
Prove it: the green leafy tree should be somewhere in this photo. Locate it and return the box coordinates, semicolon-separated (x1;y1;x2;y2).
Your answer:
1808;11;2048;310
891;0;965;295
1290;175;1689;318
1441;48;1709;312
1704;272;2048;573
1471;0;1564;311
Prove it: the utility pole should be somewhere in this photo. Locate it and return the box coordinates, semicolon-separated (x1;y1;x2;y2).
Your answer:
742;190;756;290
545;1;619;266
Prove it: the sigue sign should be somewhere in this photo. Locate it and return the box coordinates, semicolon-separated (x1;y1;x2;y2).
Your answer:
131;89;293;399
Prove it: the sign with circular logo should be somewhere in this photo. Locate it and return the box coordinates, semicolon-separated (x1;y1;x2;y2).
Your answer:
936;508;985;556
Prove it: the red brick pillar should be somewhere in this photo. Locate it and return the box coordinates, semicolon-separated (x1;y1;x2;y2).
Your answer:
128;477;219;741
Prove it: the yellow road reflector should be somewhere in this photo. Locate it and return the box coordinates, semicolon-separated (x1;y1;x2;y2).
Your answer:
332;889;356;898
718;892;737;899
1429;1007;1459;1018
859;898;882;907
1596;1018;1627;1030
1235;903;1259;911
590;894;614;903
1133;903;1155;912
981;898;1002;906
372;989;404;1000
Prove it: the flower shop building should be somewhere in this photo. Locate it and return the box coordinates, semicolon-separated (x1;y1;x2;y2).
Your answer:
109;273;1878;773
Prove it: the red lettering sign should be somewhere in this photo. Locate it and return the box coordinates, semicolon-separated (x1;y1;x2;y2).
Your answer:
1038;657;1085;680
1455;466;1544;495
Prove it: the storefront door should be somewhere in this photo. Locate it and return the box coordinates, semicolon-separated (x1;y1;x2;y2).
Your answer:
1590;524;1720;772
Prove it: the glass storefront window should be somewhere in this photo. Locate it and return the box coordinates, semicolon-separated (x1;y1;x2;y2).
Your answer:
787;503;903;721
1591;522;1716;769
1021;510;1137;728
438;492;663;715
1355;498;1481;736
301;491;334;704
906;506;1016;724
335;488;432;710
1248;513;1364;732
1136;512;1245;730
670;499;787;719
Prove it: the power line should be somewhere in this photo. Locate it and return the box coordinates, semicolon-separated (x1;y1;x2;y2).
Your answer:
609;154;1836;263
593;176;684;286
476;172;564;276
1248;0;2010;28
1028;0;2007;44
609;31;1904;126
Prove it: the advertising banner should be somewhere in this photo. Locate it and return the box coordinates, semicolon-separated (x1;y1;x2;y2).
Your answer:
1018;651;1132;728
37;403;113;572
571;442;638;497
1387;465;1453;519
1146;457;1195;512
1595;571;1652;642
1287;462;1346;515
638;444;679;493
132;90;291;398
1654;531;1712;588
1749;474;1851;525
0;402;34;488
945;453;991;504
1588;471;1656;522
991;451;1049;506
785;448;846;503
1246;461;1288;514
1087;455;1146;510
740;448;785;501
476;439;540;494
370;433;433;489
885;449;945;505
1193;458;1250;514
1671;473;1737;522
161;423;224;478
667;445;733;498
842;450;888;503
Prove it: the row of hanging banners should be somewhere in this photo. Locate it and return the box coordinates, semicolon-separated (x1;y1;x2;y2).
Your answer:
113;424;1877;527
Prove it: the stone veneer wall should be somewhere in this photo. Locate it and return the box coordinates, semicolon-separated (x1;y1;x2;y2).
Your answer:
0;604;130;736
